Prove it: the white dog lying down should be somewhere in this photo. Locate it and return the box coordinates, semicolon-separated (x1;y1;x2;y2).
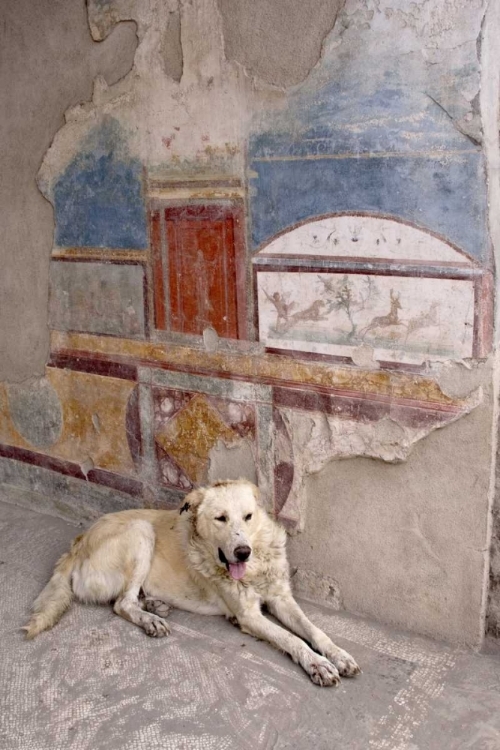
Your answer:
24;479;360;686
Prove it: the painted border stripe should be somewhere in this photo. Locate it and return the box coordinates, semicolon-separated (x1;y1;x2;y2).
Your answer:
0;443;143;497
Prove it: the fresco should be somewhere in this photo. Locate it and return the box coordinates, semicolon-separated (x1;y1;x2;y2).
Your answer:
249;152;487;259
253;215;484;366
50;261;147;338
254;215;474;263
153;388;256;489
248;0;487;260
257;271;474;365
53;119;148;250
149;199;247;339
0;368;137;481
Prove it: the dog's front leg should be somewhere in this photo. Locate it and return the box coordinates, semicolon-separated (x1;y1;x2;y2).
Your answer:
235;602;341;687
266;594;360;677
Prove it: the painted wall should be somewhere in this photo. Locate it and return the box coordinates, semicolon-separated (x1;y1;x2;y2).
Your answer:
0;0;498;647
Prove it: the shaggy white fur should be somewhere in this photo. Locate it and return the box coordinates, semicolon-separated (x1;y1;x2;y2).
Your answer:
24;479;360;686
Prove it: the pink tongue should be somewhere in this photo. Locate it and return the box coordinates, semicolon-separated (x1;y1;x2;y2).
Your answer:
228;562;247;580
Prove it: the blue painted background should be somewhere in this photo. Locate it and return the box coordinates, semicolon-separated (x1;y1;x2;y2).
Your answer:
249;85;487;260
54;118;147;249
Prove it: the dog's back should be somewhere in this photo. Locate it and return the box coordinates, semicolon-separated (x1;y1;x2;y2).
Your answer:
23;508;176;639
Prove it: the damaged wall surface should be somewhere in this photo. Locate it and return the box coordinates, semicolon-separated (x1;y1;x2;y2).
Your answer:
0;0;498;647
0;0;138;381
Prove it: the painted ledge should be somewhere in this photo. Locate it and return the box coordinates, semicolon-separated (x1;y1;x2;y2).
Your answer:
50;331;472;412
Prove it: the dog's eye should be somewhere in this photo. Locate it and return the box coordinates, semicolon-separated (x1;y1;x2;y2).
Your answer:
244;513;252;522
215;515;227;523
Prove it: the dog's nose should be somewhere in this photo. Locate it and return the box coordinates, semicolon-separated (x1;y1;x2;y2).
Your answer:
234;545;251;562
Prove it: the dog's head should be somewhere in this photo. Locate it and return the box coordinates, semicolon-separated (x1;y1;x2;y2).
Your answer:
182;479;261;581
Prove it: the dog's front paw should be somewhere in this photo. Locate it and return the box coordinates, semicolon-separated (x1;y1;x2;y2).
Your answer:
140;613;171;638
307;657;341;687
327;648;360;677
143;598;172;619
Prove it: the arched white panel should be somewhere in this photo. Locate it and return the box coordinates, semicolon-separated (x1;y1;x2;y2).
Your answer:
255;215;473;264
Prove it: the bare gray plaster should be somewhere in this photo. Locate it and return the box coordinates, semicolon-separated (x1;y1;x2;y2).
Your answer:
216;0;345;87
276;381;482;532
288;385;495;646
0;0;137;381
291;568;342;610
428;358;492;400
208;439;257;485
162;8;183;82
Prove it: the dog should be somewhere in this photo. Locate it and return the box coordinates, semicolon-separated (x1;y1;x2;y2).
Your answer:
24;479;360;686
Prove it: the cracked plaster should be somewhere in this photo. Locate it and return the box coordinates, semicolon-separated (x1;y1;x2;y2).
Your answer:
277;381;483;531
329;0;485;141
39;0;487;199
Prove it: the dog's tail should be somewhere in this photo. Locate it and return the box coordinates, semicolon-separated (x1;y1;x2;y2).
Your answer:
22;537;81;639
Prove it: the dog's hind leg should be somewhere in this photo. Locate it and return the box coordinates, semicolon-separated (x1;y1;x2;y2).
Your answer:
266;594;360;677
113;521;170;638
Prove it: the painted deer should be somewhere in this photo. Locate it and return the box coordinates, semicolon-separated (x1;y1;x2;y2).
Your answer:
361;289;402;338
404;301;439;342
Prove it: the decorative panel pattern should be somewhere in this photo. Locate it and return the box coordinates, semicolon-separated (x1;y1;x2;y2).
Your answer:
152;385;258;491
50;261;147;339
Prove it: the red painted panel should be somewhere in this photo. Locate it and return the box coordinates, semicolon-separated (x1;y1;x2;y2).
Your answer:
165;206;240;338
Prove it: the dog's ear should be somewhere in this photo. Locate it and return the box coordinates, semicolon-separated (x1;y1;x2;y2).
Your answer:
179;487;206;515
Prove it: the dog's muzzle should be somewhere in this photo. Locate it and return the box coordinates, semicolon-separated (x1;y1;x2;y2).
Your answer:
218;546;251;580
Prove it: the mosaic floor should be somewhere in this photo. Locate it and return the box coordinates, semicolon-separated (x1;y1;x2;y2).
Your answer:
1;496;500;750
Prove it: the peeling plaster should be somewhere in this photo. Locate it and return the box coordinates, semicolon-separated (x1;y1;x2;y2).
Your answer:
38;0;252;199
0;0;138;381
428;357;492;400
278;386;483;531
351;344;380;370
252;0;486;144
208;438;257;486
216;0;345;88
